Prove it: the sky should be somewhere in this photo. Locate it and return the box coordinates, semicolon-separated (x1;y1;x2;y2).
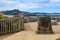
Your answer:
0;0;60;13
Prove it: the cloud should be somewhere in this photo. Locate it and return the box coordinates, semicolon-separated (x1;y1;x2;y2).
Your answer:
13;4;38;11
0;0;38;11
0;0;60;13
0;0;16;4
50;0;60;3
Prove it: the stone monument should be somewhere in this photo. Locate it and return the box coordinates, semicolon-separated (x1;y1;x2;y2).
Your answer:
37;16;54;34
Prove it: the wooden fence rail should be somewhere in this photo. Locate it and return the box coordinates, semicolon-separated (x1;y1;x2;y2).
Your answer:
0;17;24;34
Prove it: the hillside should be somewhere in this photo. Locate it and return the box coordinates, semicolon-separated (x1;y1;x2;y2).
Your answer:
0;9;32;15
0;9;60;16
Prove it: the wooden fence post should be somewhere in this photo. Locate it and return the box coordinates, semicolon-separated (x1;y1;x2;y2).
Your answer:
18;16;24;31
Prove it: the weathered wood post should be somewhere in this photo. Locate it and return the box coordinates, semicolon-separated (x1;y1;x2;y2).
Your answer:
20;15;24;31
37;16;54;34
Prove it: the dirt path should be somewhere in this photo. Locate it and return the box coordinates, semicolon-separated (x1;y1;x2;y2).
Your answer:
0;33;15;40
3;22;60;40
3;31;60;40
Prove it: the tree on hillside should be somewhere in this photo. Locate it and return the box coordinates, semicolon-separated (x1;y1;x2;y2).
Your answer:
13;13;20;17
0;13;8;19
0;13;4;19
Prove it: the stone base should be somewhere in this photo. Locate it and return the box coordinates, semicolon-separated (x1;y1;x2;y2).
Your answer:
37;16;54;34
37;30;54;34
